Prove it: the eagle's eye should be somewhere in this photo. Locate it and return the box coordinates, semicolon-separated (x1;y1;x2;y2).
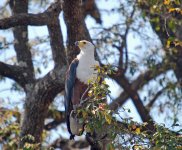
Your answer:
83;41;86;44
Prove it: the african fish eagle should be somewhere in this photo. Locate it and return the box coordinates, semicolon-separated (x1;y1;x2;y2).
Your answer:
64;40;99;139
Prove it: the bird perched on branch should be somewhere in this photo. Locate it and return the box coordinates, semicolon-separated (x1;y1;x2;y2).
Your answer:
64;40;99;139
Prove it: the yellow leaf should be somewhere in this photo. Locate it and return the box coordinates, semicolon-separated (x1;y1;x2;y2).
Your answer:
98;68;101;73
174;40;182;47
169;8;176;13
94;65;99;69
166;40;171;48
135;128;141;134
133;145;143;150
164;0;170;5
97;76;101;82
102;80;107;84
169;8;181;13
105;113;112;124
101;69;105;74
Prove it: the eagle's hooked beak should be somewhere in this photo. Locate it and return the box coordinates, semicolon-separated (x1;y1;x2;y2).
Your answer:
75;41;85;49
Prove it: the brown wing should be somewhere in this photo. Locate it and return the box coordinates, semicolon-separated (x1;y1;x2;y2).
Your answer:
72;78;88;105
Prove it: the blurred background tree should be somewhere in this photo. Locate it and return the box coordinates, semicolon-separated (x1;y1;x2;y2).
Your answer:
0;0;181;149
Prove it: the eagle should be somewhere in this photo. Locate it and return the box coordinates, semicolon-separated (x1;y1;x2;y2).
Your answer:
64;40;99;139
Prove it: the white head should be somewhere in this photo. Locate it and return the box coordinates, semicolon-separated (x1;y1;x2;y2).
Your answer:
75;40;95;54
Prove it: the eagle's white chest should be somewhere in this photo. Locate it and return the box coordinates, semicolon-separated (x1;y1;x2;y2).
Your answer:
76;55;99;84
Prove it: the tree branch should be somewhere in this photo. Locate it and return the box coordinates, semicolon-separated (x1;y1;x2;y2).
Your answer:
0;1;63;29
45;110;65;131
47;17;66;68
83;0;102;24
116;75;154;130
146;82;177;110
109;62;171;111
122;4;136;73
0;13;48;29
1;0;65;89
146;88;165;110
11;1;66;147
0;61;27;88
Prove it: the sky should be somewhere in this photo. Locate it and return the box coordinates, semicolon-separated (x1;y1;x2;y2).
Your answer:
0;0;181;146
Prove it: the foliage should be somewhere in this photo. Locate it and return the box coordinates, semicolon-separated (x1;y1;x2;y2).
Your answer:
0;108;20;149
76;65;116;138
0;108;50;150
138;0;182;58
75;65;182;149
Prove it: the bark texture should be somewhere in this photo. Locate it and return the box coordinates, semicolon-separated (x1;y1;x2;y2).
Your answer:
20;67;66;146
63;0;91;63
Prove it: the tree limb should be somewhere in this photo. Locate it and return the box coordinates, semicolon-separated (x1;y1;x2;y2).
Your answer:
0;0;65;89
47;17;66;68
14;0;66;147
146;88;165;110
45;110;65;131
0;1;63;29
0;13;48;29
0;61;27;88
109;62;171;111
146;82;177;110
116;75;154;130
122;3;136;73
83;0;102;24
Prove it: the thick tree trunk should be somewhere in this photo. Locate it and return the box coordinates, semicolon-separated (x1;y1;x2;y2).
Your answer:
20;66;66;147
20;91;50;146
18;1;67;147
63;0;91;63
